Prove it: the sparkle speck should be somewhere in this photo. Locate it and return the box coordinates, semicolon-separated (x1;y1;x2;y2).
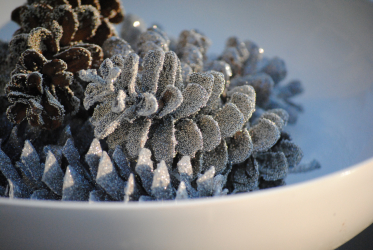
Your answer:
259;48;264;54
133;21;140;27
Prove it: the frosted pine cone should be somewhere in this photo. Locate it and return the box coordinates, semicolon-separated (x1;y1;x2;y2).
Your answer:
176;29;211;68
135;26;170;58
0;135;226;201
7;25;103;72
220;38;304;124
0;122;319;201
11;0;123;46
0;41;11;96
5;49;80;130
81;47;302;181
221;37;250;76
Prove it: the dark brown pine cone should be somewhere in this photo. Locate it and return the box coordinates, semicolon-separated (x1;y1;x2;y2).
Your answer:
5;49;80;130
8;27;103;73
12;0;124;46
0;41;12;97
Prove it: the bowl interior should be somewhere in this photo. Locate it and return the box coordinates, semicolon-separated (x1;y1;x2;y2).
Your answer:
1;0;373;186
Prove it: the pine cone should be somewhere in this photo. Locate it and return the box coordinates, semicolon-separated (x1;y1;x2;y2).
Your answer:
11;0;123;46
5;49;80;129
176;29;211;58
221;37;250;76
0;122;319;201
79;47;307;187
5;23;104;130
229;57;303;124
8;24;103;68
136;26;170;58
0;41;12;97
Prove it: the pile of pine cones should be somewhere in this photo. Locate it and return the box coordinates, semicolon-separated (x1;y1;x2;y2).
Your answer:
0;1;319;201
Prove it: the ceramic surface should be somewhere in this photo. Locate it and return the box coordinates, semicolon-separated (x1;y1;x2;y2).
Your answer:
1;1;373;249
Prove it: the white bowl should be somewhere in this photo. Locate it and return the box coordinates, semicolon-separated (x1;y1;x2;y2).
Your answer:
1;0;373;249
